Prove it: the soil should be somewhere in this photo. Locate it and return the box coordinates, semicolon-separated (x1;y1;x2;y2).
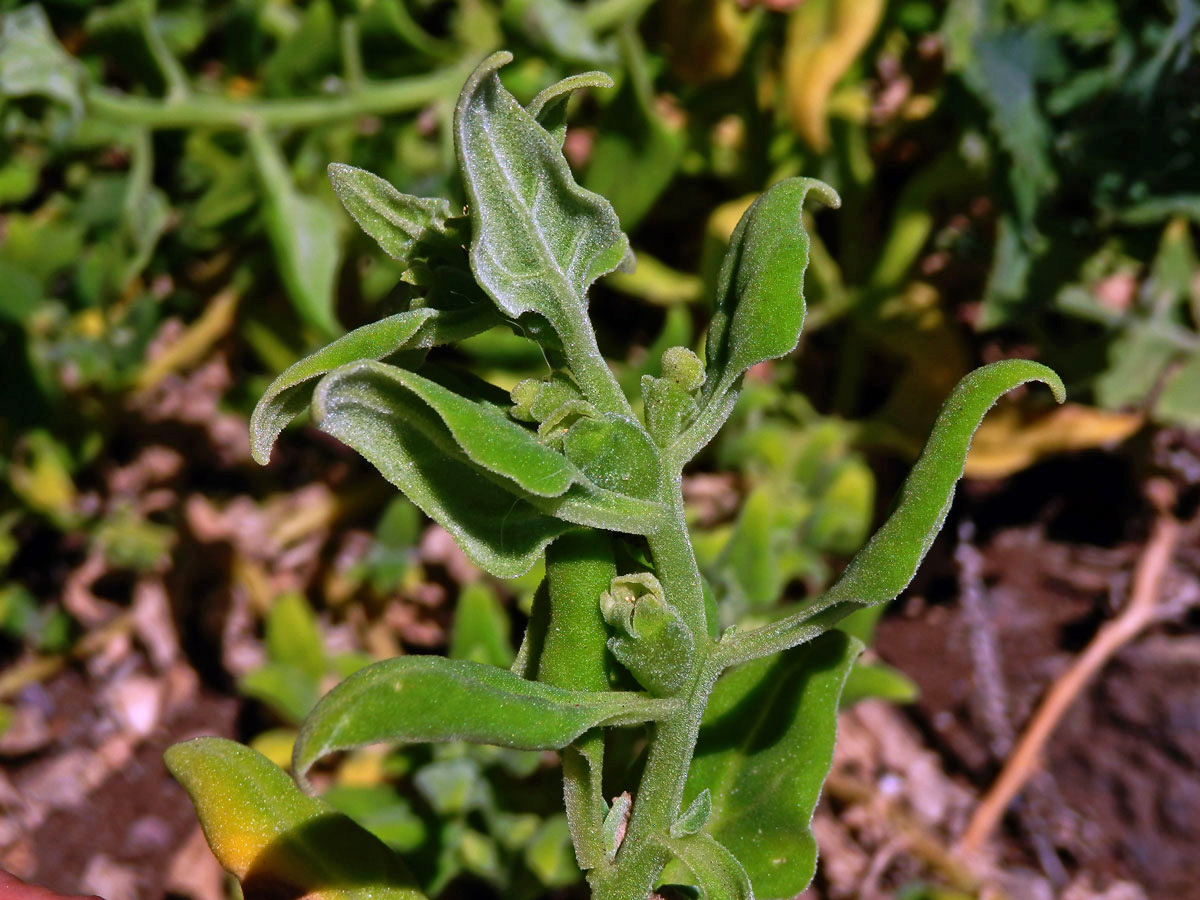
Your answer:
876;450;1200;900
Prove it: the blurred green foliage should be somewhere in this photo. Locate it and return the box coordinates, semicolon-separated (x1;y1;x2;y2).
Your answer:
0;0;1196;896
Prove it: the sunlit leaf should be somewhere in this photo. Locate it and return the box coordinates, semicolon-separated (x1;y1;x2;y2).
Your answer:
454;52;629;331
657;830;753;900
165;738;426;899
705;178;840;400
328;163;457;262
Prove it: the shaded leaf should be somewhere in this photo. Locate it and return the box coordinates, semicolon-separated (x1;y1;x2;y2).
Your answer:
247;128;343;337
682;632;859;898
165;738;426;899
658;831;753;900
293;656;673;782
312;360;573;577
449;582;515;668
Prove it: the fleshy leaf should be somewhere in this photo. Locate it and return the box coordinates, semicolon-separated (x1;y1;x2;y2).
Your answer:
327;163;457;262
719;360;1065;663
563;413;662;500
670;790;712;839
293;656;673;782
657;831;753;900
165;737;426;899
325;360;581;498
681;632;859;899
454;52;629;329
250;308;436;465
527;71;615;146
705;178;840;399
312;361;573;577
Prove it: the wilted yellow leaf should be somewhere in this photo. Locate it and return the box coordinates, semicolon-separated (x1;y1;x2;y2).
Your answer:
965;403;1143;479
663;0;755;84
783;0;885;151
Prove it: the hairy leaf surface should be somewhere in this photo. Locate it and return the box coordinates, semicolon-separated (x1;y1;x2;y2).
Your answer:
327;163;457;261
312;361;572;576
657;831;753;900
293;657;673;781
705;178;840;398
682;632;859;898
454;52;629;327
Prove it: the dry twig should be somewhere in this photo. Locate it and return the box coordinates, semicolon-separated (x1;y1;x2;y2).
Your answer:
959;483;1182;853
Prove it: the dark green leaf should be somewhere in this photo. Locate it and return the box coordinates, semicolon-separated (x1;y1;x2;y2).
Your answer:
312;361;573;577
293;656;674;782
682;632;860;899
563;414;662;500
250;309;437;465
657;831;753;900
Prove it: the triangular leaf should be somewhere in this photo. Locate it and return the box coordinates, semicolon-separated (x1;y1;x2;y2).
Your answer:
328;163;458;262
454;52;629;329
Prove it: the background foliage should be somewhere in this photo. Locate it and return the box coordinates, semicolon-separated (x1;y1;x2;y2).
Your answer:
1;0;1197;898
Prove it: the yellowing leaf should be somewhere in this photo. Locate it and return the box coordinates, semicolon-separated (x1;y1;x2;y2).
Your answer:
965;403;1142;479
166;738;426;899
783;0;885;151
663;0;754;84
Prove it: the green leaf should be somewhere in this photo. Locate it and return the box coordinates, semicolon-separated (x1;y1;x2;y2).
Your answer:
239;662;320;725
720;360;1065;664
563;414;662;500
527;71;615;146
312;361;573;577
840;660;919;707
502;0;616;66
250;309;436;464
293;656;673;782
657;831;753;900
165;738;426;900
333;361;582;497
248;127;344;338
825;361;1064;608
0;5;84;116
449;582;515;668
682;632;860;899
327;163;457;262
265;593;326;679
705;178;841;398
670;790;712;839
454;52;629;330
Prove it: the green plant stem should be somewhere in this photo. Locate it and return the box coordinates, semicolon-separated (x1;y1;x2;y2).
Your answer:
588;482;716;900
85;63;469;131
554;312;638;420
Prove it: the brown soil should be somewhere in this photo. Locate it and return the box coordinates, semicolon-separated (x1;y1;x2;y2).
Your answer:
877;451;1200;899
